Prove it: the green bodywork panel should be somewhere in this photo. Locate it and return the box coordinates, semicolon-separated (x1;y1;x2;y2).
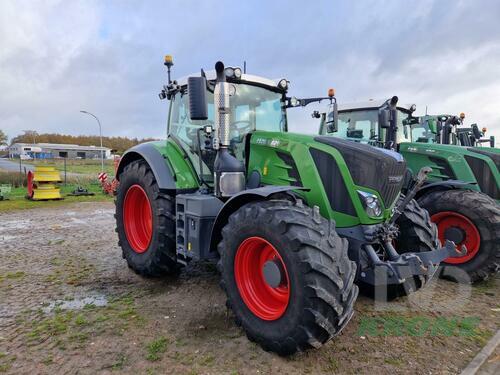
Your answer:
399;142;500;194
152;140;200;190
157;131;396;227
246;131;397;227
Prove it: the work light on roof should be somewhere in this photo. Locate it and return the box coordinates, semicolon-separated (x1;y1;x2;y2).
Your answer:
278;79;288;90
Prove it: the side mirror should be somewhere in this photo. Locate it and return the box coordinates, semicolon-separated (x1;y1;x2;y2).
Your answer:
325;102;338;133
188;76;208;120
490;136;495;148
378;108;390;128
471;124;482;139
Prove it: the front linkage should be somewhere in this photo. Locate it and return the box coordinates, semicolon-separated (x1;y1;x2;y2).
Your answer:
348;167;466;292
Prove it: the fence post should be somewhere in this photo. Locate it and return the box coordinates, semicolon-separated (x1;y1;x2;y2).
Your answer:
64;157;67;186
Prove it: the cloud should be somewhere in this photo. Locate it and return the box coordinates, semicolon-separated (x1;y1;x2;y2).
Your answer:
0;0;499;145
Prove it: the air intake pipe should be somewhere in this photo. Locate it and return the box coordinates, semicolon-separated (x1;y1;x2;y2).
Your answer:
213;61;246;198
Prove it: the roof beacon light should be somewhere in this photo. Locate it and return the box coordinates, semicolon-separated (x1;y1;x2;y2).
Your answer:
164;55;173;67
328;88;335;97
482;127;487;133
460;112;465;119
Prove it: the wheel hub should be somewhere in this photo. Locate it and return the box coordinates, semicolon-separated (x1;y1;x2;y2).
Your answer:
443;226;465;244
262;260;284;288
431;211;481;264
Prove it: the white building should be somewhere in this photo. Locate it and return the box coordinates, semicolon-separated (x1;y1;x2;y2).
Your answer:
8;143;112;160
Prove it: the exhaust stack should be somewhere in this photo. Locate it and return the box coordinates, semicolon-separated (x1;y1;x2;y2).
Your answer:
213;61;245;198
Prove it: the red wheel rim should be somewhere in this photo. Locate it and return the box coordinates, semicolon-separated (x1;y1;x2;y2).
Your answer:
431;211;481;264
27;171;34;198
123;184;153;253
234;237;290;321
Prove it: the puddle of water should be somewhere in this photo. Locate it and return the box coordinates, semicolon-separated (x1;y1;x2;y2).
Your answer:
43;293;108;313
0;219;31;232
0;235;17;241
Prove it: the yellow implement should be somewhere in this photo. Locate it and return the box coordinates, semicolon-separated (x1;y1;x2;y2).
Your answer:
26;166;63;200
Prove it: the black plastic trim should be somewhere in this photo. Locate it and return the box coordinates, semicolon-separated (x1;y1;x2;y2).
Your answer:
276;151;302;187
310;148;357;216
464;156;499;199
468;148;500;172
428;156;457;180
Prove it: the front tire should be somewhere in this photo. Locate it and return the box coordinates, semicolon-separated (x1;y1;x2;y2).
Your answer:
391;197;439;299
115;160;178;277
418;190;500;283
218;198;358;355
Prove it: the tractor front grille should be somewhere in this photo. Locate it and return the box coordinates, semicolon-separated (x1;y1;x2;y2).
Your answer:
314;136;407;208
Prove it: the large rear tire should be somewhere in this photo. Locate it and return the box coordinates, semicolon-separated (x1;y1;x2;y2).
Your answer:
218;198;358;355
418;190;500;283
115;160;178;277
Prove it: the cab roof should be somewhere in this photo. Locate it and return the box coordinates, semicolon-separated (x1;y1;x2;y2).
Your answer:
177;70;282;89
338;99;415;113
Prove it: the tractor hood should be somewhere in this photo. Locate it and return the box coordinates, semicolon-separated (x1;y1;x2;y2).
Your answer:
400;142;500;200
314;136;407;207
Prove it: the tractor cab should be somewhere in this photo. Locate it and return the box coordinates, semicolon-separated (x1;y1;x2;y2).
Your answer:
162;67;289;189
319;98;414;150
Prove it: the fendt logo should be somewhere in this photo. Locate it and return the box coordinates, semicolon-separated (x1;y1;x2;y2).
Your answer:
388;175;403;183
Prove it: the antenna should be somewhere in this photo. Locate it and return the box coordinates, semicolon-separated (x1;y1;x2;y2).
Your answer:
243;61;246;74
425;105;428;115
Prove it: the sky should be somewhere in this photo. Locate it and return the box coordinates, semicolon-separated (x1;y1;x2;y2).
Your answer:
1;0;500;146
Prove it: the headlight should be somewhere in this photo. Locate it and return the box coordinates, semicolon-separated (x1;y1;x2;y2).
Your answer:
357;190;382;217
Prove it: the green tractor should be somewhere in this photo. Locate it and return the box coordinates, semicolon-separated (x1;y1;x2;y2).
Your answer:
115;58;460;355
413;113;497;148
319;97;500;283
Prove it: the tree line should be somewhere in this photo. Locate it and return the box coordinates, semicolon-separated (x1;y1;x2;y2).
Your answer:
6;131;159;154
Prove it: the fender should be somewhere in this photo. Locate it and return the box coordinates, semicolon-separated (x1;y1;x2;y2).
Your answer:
116;142;176;190
209;185;308;253
415;179;476;199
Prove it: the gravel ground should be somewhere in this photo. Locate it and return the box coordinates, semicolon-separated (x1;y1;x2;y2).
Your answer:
0;202;498;374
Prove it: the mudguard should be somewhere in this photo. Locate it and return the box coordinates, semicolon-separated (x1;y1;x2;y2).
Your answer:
415;179;476;199
209;186;308;253
116;142;176;190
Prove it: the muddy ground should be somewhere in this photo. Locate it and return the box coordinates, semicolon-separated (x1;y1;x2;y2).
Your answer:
0;202;498;374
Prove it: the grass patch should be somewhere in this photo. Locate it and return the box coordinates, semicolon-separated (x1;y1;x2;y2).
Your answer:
111;354;127;370
0;271;26;284
199;354;215;366
23;159;116;176
44;256;95;286
20;293;145;352
384;357;405;366
146;337;169;362
0;183;112;212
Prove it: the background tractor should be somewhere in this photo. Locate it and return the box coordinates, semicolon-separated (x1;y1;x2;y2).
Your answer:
319;97;500;283
115;58;459;355
413;113;496;148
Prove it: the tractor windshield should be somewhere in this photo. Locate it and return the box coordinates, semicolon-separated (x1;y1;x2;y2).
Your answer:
410;119;437;143
168;83;286;181
327;109;412;144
